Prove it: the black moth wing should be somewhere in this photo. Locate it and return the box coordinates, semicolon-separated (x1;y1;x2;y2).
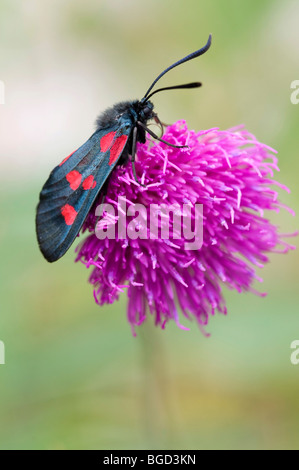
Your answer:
36;122;132;262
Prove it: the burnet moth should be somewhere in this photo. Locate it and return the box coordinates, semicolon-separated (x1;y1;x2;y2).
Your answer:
36;35;212;262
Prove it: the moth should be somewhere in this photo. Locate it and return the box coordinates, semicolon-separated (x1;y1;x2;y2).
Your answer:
36;35;212;262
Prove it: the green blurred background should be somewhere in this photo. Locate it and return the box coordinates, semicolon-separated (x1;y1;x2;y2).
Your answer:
0;0;298;450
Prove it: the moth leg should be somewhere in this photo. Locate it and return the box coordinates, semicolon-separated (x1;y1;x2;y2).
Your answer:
137;121;188;149
153;114;164;138
131;126;146;187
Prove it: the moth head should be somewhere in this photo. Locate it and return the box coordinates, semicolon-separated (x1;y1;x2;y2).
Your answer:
138;100;154;122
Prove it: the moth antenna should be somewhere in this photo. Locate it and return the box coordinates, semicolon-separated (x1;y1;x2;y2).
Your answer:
142;34;212;102
145;82;202;102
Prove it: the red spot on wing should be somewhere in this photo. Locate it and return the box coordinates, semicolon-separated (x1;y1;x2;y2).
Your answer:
59;149;77;166
100;131;116;152
109;135;128;165
61;204;77;225
83;175;97;190
66;170;82;190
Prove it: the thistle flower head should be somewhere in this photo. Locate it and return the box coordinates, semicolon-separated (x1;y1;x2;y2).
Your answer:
76;120;296;335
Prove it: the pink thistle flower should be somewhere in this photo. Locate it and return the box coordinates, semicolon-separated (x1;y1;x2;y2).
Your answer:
76;120;296;335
